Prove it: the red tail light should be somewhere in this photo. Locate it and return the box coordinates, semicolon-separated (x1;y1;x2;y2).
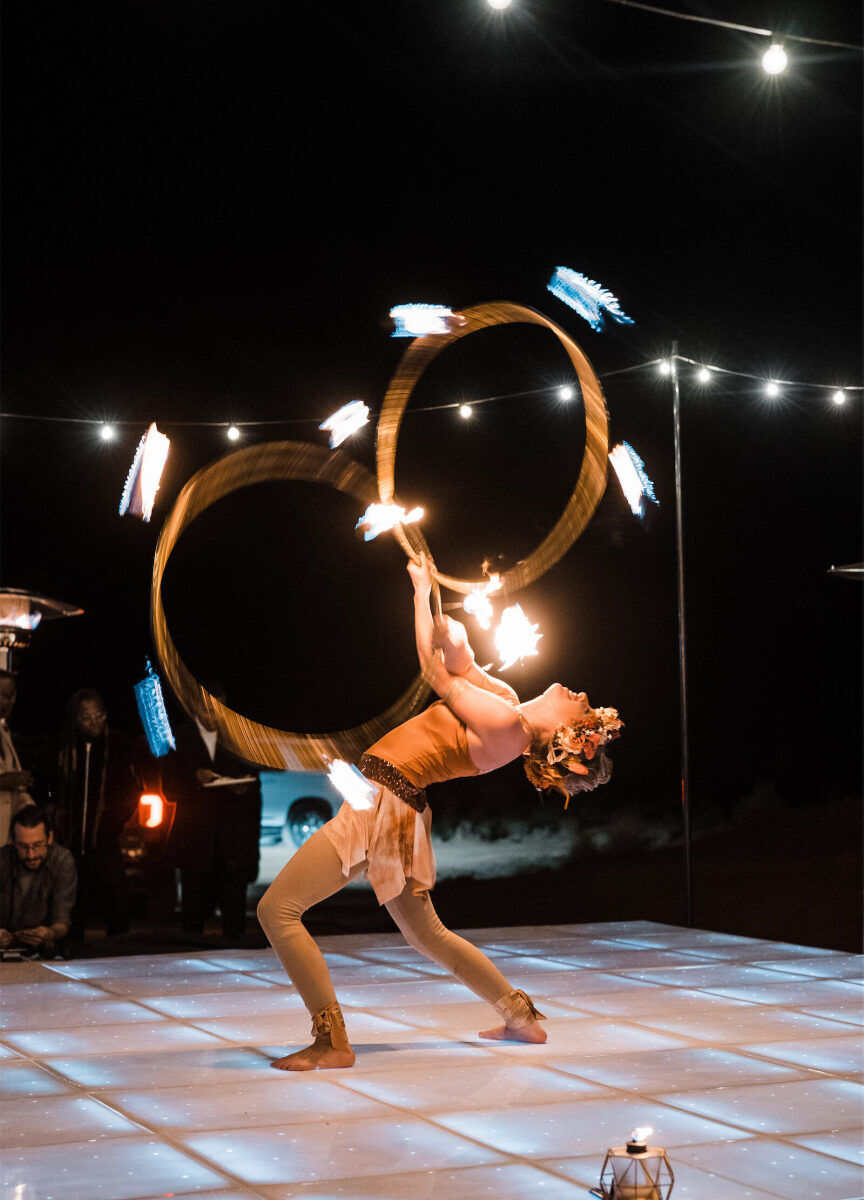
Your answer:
139;793;165;828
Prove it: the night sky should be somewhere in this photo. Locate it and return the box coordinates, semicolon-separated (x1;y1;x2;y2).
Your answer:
2;2;861;846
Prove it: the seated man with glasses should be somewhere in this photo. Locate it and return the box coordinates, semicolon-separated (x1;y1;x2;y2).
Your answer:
0;806;77;958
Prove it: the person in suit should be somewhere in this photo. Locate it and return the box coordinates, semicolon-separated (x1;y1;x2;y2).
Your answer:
53;688;145;941
163;688;261;942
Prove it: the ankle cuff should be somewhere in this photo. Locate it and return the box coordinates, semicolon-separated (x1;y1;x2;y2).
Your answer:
311;1002;351;1053
492;988;547;1029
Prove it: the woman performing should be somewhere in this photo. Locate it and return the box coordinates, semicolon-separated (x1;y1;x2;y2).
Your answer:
257;554;622;1071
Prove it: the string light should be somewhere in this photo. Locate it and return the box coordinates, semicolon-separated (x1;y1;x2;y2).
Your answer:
4;358;859;437
761;42;788;74
486;0;512;10
764;381;780;398
558;385;575;401
226;425;241;441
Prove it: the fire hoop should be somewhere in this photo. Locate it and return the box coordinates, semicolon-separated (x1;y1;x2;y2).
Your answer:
151;440;430;769
376;301;609;595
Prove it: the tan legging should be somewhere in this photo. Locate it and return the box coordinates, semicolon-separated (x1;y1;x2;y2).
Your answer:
257;826;514;1018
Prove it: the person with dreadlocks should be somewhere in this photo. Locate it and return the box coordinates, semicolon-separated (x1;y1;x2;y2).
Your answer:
257;554;622;1071
54;689;146;942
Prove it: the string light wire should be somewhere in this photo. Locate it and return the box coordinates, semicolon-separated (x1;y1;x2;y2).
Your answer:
602;0;863;52
1;353;858;433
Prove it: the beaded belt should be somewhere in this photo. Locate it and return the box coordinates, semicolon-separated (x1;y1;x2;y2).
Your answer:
358;754;428;813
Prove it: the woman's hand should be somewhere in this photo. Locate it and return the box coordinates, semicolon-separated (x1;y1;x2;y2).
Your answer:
432;615;475;675
407;552;434;595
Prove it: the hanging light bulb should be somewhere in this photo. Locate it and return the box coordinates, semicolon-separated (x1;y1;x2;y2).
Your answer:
762;42;788;75
697;367;712;383
459;404;473;419
658;360;672;377
487;0;512;9
764;381;780;398
99;423;116;441
226;425;241;442
558;385;575;401
832;390;847;405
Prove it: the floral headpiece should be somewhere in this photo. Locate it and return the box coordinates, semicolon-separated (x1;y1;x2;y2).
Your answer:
523;707;623;807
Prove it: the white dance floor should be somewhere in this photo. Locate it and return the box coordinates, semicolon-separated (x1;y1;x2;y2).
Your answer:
2;921;862;1199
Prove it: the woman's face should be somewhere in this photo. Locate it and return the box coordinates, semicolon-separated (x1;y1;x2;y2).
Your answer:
544;682;594;727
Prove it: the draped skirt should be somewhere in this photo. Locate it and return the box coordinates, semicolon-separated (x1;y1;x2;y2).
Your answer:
321;784;435;906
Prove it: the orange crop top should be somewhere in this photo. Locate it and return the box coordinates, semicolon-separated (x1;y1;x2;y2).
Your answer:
363;701;480;789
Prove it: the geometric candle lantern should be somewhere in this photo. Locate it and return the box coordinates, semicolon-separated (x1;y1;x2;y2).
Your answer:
589;1128;674;1199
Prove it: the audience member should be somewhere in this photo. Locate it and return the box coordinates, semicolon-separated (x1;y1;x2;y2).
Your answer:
164;692;261;942
0;806;76;957
0;670;35;845
54;688;144;941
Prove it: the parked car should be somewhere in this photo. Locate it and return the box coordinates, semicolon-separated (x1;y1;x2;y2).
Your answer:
259;769;344;852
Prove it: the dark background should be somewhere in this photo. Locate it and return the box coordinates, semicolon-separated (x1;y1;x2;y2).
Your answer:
2;1;861;947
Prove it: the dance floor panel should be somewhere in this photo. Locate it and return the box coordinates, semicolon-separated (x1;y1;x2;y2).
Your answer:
1;921;861;1199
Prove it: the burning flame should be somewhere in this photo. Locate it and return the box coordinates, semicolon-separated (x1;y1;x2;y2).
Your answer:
630;1126;653;1143
609;442;658;519
119;423;170;522
463;573;502;630
494;604;541;670
390;304;459;338
327;760;376;811
139;793;165;829
355;502;424;542
319;400;369;448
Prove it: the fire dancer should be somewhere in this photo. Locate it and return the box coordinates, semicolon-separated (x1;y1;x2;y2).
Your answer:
258;553;621;1070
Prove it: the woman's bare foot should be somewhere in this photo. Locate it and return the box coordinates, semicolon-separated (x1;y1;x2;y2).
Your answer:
270;1041;356;1071
479;1021;547;1043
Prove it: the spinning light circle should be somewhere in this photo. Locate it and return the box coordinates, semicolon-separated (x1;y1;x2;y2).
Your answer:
376;301;609;595
151;441;430;769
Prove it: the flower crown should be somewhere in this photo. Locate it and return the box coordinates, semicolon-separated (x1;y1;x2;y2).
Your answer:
522;706;623;804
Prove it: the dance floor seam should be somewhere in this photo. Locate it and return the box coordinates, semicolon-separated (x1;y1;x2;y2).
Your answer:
2;921;862;1200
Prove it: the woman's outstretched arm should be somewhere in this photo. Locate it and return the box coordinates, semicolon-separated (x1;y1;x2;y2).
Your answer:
408;556;526;771
431;614;520;707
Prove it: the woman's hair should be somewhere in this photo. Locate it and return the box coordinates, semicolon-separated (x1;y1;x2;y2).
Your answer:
522;707;622;808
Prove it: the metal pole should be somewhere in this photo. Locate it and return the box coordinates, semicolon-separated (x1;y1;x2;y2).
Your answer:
670;344;693;926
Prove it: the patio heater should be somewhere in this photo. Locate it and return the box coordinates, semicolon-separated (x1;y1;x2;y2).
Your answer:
588;1127;674;1199
0;588;84;672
